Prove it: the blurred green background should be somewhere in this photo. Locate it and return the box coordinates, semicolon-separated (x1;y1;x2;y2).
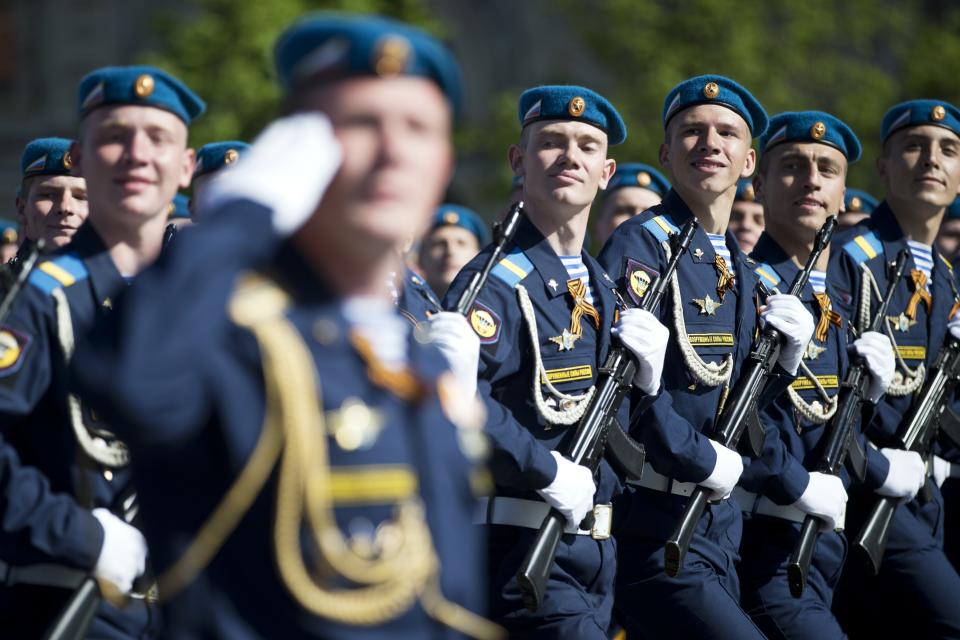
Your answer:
7;0;960;221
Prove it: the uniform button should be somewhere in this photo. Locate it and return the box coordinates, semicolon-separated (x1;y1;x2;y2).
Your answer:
103;469;113;481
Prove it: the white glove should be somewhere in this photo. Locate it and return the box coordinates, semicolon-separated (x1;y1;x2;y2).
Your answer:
760;294;815;375
199;112;343;235
424;311;479;397
852;331;895;403
932;455;960;488
876;448;926;500
794;471;848;531
700;440;744;501
92;508;147;595
611;308;670;395
536;451;596;529
949;313;960;340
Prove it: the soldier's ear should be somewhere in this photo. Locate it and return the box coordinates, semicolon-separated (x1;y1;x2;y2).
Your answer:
179;148;196;190
658;142;670;170
741;148;756;179
598;158;616;190
876;155;889;187
508;144;524;176
753;172;765;202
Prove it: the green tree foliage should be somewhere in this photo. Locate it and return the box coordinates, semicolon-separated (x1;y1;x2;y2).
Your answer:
551;0;960;194
140;0;442;145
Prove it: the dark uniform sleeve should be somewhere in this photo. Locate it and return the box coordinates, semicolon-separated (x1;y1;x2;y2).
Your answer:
443;264;559;491
72;199;280;447
0;288;104;568
598;221;717;483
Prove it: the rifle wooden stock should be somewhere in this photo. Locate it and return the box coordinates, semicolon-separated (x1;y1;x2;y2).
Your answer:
787;249;908;597
516;218;698;612
664;216;837;578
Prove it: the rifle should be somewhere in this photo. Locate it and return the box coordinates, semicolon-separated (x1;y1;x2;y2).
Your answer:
786;249;909;597
664;216;838;577
454;201;523;315
854;297;960;574
517;218;699;611
44;577;99;640
0;239;43;321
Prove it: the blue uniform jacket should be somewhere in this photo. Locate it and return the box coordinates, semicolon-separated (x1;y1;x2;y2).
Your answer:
397;267;442;325
829;203;956;458
0;223;150;636
741;234;886;504
598;190;794;485
70;202;486;639
443;214;623;503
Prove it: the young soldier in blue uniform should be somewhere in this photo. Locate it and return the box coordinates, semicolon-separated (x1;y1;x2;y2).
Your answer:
729;176;764;253
189;140;249;219
444;85;670;637
419;204;489;299
593;162;670;247
15;137;89;254
598;75;815;639
71;14;499;639
734;111;896;639
0;66;204;638
830;99;960;638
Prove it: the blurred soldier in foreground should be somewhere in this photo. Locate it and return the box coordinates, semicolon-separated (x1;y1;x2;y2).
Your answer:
419;204;489;298
0;65;203;638
728;176;764;253
593;162;669;248
72;13;498;639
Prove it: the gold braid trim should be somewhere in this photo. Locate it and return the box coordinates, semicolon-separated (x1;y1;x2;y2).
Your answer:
156;273;502;639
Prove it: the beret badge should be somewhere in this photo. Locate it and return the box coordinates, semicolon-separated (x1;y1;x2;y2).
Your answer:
134;74;155;98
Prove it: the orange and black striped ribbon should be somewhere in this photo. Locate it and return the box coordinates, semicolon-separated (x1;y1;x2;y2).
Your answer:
350;331;426;402
567;278;601;337
904;270;932;320
715;255;735;301
813;292;842;342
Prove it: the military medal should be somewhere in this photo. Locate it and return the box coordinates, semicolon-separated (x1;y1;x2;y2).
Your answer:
804;341;826;360
692;294;721;316
889;312;917;333
549;329;580;351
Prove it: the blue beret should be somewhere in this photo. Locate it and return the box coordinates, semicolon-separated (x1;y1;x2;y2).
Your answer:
663;74;768;138
20;138;75;178
844;188;879;214
275;13;462;118
518;85;627;145
168;193;190;220
429;204;490;245
194;141;250;179
761;111;861;162
0;220;18;245
735;178;758;203
78;66;204;125
605;162;670;197
881;99;960;142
